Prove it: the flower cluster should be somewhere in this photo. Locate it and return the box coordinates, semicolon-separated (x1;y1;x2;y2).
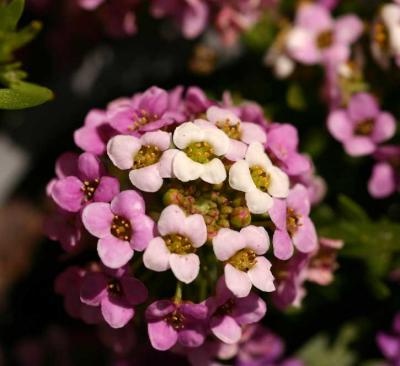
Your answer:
265;1;400;199
46;85;333;363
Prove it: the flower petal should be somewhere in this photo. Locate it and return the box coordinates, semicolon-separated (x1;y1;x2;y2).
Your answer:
240;225;269;255
158;149;179;178
207;106;240;126
173;122;204;149
52;177;84;212
267;166;289;198
140;130;171;151
80;272;107;306
173;151;202;182
143;237;171;272
343;136;375;157
240;122;267;145
273;229;294;260
292;217;318;253
93;176;120;203
157;204;187;236
107;135;141;170
224;264;252;298
169;254;200;284
98;236;134;269
233;292;267;325
82;202;113;238
247;256;275;292
372;112;396;143
327;110;353;142
111;190;145;218
120;276;148;305
210;315;242;344
201;158;227;184
78;153;103;180
269;198;287;230
287;184;310;216
213;228;246;261
368;162;396;199
246;142;272;170
148;321;178;351
101;296;134;329
129;164;163;192
203;128;230;156
229;160;254;192
184;214;207;247
245;189;273;214
131;214;154;251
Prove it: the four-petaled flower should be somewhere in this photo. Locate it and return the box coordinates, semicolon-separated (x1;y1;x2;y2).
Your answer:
143;205;207;284
82;190;154;269
172;121;230;184
212;226;275;298
229;142;289;214
107;131;175;192
269;184;318;260
80;266;148;329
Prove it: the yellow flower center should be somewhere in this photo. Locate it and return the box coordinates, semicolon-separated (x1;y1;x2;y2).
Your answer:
355;119;374;136
216;120;241;140
128;109;159;132
166;310;185;330
111;215;132;241
373;20;389;50
317;30;334;49
286;207;301;236
184;141;215;164
133;144;162;169
81;178;100;201
250;166;271;192
164;234;196;255
228;248;257;272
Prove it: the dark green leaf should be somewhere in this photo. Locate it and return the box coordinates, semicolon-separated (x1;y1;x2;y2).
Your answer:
0;0;25;32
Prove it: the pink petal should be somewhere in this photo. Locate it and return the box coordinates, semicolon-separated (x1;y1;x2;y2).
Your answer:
287;184;310;216
247;257;275;292
348;93;379;121
111;190;145;218
98;236;134;269
148;321;178;351
372;112;396;143
169;254;200;284
93;176;120;203
224;264;252;298
327;110;352;142
143;237;170;272
101;296;134;329
210;315;242;344
334;15;363;44
240;225;269;255
368;162;396;198
225;139;247;161
233;293;267;325
212;228;246;261
157;205;187;236
296;3;333;32
51;177;84;212
292;217;318;253
120;276;148;305
130;214;155;251
80;272;107;306
240;122;267;145
78;153;103;180
273;229;294;260
268;199;287;230
344;136;376;157
82;202;113;238
55;152;79;178
129;164;163;192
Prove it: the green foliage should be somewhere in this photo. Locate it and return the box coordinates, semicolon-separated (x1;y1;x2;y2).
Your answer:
297;325;358;366
314;195;400;298
287;82;307;111
0;0;53;109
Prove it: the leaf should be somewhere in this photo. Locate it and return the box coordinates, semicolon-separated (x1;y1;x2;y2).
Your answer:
296;325;357;366
0;0;25;32
337;195;369;223
0;81;53;109
287;82;307;111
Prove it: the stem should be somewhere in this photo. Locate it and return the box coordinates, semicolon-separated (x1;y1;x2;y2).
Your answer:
174;281;183;303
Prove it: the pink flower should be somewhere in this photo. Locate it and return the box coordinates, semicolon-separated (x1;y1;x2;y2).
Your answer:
82;190;154;268
286;3;363;65
51;152;119;212
107;131;175;192
108;86;185;136
212;226;275;297
150;0;209;39
74;109;117;156
266;124;310;176
377;313;400;365
368;145;400;198
55;267;102;324
146;300;208;351
143;205;207;284
328;93;396;156
44;208;82;252
269;184;318;260
206;277;266;344
80;266;147;328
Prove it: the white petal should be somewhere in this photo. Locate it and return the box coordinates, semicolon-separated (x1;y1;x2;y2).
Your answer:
212;228;246;261
158;149;179;178
173;122;204;149
240;225;270;255
140;131;171;151
143;237;170;272
245;189;273;214
267;166;290;198
107;135;141;170
201;158;227;184
193;119;215;129
172;151;202;182
169;254;200;284
203;128;230;156
247;256;275;292
129;165;163;192
245;142;272;170
224;264;252;298
228;160;254;192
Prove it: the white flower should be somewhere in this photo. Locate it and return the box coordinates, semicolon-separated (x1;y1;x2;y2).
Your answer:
172;121;230;184
382;4;400;54
229;142;289;214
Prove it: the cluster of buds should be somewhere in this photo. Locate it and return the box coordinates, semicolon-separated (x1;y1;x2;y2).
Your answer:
46;85;340;364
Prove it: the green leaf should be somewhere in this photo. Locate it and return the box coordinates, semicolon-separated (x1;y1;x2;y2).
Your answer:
0;81;53;109
287;82;307;111
297;325;357;366
337;195;369;223
0;0;25;32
